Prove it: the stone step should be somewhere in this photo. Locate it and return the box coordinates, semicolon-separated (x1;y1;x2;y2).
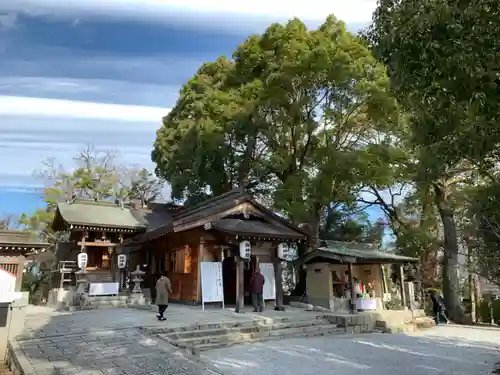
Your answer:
173;323;342;348
164;319;331;340
192;325;345;353
144;314;327;335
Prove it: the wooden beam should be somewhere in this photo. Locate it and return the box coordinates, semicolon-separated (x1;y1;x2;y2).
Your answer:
273;257;285;311
348;263;356;313
235;256;244;313
78;242;118;247
399;264;407;309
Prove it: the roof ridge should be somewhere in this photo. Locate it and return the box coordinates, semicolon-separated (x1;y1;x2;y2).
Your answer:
174;188;247;219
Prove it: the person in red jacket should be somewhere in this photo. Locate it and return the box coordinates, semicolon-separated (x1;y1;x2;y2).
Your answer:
250;268;265;312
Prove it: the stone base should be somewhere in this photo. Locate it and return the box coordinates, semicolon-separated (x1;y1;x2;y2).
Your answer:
127;293;147;306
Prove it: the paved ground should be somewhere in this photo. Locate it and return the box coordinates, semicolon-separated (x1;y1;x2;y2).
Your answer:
15;305;322;375
15;306;500;375
202;325;500;375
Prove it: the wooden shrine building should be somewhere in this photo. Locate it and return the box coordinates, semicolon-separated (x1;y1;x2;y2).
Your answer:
52;189;307;311
52;200;148;285
0;230;49;291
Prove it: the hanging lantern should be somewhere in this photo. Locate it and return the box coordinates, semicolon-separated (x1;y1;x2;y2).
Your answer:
239;240;251;259
77;252;88;269
277;243;289;260
117;254;127;269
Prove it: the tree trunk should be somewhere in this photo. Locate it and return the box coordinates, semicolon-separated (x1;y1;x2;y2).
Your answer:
434;180;465;323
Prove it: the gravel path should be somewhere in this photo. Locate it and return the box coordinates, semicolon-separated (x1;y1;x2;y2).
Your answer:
202;325;500;375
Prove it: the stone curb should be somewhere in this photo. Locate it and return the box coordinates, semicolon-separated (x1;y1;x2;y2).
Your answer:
6;339;37;375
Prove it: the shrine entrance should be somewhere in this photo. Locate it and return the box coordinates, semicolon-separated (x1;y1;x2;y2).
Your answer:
222;256;236;305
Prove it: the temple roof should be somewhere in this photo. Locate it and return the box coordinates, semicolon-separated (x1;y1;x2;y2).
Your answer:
127;188;308;244
54;200;147;231
0;230;50;253
211;218;306;240
293;240;418;265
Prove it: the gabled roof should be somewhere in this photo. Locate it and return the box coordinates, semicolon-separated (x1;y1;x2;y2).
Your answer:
54;200;147;231
126;188;308;244
293;240;418;265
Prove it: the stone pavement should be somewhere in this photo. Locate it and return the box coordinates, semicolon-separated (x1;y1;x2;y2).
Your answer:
14;304;325;374
202;324;500;375
15;306;235;375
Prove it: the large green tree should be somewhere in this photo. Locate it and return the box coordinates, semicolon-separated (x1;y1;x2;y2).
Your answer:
368;0;500;321
153;16;401;246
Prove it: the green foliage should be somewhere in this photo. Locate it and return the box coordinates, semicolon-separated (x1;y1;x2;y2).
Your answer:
128;168;165;207
20;146;163;241
470;182;500;285
153;16;402;233
368;0;500;168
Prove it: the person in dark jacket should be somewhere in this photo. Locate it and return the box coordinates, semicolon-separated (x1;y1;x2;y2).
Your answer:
429;291;449;324
250;268;265;312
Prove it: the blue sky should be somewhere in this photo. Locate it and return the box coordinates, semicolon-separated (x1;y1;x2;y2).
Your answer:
0;0;378;220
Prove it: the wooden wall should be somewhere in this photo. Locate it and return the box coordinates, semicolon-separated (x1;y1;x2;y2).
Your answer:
150;228;211;303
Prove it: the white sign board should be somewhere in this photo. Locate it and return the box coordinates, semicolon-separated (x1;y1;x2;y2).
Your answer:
0;269;16;303
260;263;276;300
88;282;119;296
200;261;224;310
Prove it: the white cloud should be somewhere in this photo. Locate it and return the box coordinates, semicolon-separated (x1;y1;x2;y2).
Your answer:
0;96;171;197
0;95;168;121
0;0;376;28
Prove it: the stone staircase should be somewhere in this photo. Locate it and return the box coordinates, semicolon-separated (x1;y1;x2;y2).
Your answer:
149;315;345;355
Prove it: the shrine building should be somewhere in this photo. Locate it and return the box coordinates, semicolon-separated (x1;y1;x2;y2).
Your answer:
50;189;307;311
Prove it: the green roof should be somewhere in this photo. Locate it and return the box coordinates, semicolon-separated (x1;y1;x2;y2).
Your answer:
293;240;418;265
0;230;49;248
56;200;147;230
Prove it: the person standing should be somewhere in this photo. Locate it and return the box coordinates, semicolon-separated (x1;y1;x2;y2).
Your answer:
430;290;449;324
155;271;172;321
250;268;265;312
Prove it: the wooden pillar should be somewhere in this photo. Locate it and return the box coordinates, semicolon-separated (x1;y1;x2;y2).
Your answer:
274;256;285;311
399;264;407;309
348;263;356;313
235;256;244;313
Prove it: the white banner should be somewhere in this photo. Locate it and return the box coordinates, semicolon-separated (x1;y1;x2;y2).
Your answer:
260;263;276;300
88;282;119;296
0;269;16;303
200;262;224;308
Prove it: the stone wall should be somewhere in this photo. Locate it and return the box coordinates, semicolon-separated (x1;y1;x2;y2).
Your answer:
0;292;28;363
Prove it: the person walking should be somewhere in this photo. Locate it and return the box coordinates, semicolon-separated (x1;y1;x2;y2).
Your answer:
155;271;172;321
250;268;265;312
429;290;449;324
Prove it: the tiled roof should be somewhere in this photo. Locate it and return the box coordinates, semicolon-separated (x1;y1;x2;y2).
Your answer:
126;188;308;244
293;240;418;265
212;218;306;240
56;200;147;230
0;230;49;249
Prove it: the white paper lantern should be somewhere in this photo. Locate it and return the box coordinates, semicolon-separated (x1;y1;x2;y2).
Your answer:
77;252;88;269
117;254;127;269
239;240;251;259
277;243;289;260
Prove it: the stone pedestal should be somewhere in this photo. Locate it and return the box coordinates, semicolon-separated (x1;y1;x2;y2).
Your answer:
73;270;91;310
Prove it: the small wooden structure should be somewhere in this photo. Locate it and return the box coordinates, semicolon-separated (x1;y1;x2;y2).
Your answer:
292;240;418;313
52;200;147;286
0;230;49;291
